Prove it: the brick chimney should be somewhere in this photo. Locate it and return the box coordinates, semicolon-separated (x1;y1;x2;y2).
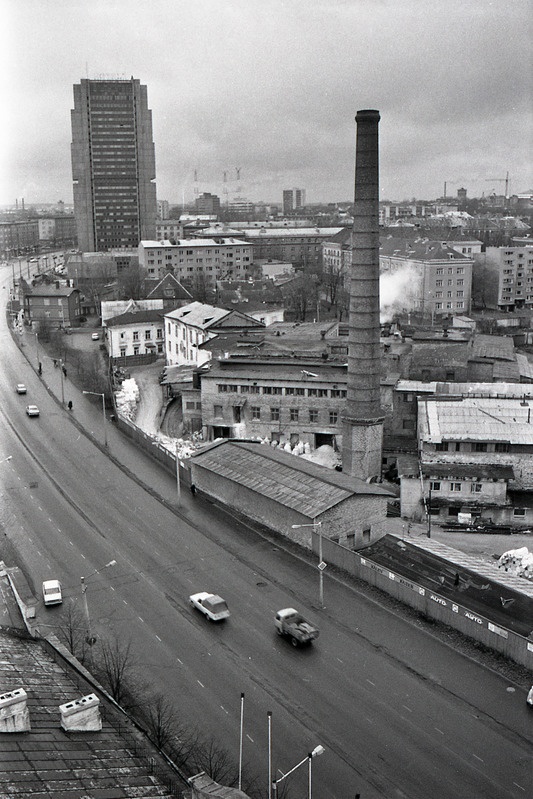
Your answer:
342;110;384;480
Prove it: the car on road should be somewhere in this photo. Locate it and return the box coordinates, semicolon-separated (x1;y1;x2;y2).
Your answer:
42;579;62;606
189;592;230;622
16;383;27;394
26;404;40;417
91;332;100;340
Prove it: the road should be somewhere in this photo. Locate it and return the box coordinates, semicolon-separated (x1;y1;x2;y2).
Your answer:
1;261;532;798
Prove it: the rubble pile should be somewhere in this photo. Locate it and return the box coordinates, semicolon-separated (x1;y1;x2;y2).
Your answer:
114;378;140;421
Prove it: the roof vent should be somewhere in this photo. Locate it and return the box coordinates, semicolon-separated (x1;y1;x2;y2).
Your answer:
0;688;31;732
59;693;101;732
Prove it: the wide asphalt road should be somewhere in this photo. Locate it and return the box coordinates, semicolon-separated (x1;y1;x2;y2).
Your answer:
1;263;531;798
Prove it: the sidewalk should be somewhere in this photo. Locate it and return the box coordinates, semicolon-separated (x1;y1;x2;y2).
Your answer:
17;326;183;510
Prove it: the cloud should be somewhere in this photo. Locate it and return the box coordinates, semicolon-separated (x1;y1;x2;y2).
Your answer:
2;0;532;205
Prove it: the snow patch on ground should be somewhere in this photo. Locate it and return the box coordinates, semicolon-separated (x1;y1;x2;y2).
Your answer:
115;378;140;421
497;547;533;580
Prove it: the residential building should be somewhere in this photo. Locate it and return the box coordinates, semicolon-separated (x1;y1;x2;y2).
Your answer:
105;308;165;362
0;219;40;258
164;301;264;368
157;199;170;219
138;238;253;284
143;272;193;308
240;227;342;269
379;236;473;317
71;78;157;252
195;192;221;216
215;278;285;325
101;297;164;325
476;244;533;311
24;283;81;327
155;219;183;240
282;188;306;214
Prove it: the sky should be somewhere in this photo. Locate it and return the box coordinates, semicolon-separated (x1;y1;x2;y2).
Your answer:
1;0;531;208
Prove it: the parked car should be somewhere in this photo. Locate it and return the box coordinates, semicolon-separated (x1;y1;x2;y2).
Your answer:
189;592;230;622
26;405;40;417
42;579;62;606
16;383;27;394
91;332;100;340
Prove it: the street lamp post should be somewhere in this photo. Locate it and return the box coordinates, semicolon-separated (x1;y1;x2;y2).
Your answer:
83;390;108;447
80;559;116;666
291;521;325;607
272;744;325;799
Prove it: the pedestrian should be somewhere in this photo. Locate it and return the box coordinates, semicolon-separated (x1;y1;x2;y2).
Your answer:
190;484;196;496
38;362;42;375
67;400;73;411
62;366;67;378
53;359;58;367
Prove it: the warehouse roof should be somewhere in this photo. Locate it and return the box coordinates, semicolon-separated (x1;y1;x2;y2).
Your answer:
191;440;392;519
420;397;533;444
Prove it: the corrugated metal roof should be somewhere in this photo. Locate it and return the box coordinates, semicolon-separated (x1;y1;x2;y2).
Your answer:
191;440;392;517
424;397;533;443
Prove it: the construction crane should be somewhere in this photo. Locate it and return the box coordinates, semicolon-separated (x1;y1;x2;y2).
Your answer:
485;171;510;198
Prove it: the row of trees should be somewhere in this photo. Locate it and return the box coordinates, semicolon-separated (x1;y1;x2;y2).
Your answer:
55;602;284;798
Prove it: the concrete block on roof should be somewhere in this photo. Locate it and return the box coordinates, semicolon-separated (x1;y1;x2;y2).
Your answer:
0;687;31;732
59;693;101;732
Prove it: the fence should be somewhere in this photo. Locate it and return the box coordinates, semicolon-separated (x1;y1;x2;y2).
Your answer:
315;532;533;669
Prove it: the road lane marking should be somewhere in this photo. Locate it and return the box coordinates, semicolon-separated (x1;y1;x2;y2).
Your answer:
336;657;343;663
81;553;86;559
69;541;73;546
221;706;228;714
246;734;254;743
366;679;376;686
197;680;204;688
177;658;183;665
138;616;144;622
402;705;412;713
513;783;525;792
434;728;444;735
123;599;128;604
155;635;161;642
472;754;483;762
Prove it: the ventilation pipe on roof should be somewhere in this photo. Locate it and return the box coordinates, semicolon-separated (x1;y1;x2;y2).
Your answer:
59;693;102;732
0;688;31;732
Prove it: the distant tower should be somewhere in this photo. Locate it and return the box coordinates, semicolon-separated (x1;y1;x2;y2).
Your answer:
71;77;157;252
282;188;306;215
342;110;384;481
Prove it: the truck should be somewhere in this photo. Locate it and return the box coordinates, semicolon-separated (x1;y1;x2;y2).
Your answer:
189;592;230;622
275;607;319;647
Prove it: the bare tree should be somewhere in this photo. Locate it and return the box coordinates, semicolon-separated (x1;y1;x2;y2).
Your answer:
56;601;89;663
95;636;136;705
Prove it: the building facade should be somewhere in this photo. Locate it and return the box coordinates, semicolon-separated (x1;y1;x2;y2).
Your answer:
105;309;165;361
24;285;81;327
195;193;221;216
138;238;252;283
71;78;157;252
485;245;533;311
282;188;306;214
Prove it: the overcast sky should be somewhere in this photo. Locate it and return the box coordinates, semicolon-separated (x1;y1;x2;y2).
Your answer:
1;0;531;208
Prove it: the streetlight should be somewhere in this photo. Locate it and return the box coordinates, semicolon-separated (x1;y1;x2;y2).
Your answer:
291;521;326;607
83;390;108;447
80;560;116;664
272;744;325;799
1;455;12;464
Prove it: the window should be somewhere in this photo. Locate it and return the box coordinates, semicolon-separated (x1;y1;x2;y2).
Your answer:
133;331;139;341
262;386;272;395
403;393;414;402
513;508;526;517
329;411;338;424
133;345;140;355
430;481;441;491
450;482;462;492
309;409;318;423
251;406;261;420
218;384;228;393
240;385;250;393
285;387;295;395
250;385;260;394
214;404;223;417
471;483;482;493
495;442;509;453
270;407;280;422
436;442;448;451
290;408;299;422
145;330;151;340
474;443;487;452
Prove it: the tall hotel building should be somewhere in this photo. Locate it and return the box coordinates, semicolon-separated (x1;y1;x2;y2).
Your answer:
71;78;157;252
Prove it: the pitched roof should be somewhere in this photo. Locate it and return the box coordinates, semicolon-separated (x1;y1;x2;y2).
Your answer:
420;396;533;444
106;309;165;327
380;237;472;262
144;273;192;300
191;440;392;519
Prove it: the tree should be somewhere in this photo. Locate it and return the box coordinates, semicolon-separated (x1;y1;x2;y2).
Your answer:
56;601;89;663
95;636;136;706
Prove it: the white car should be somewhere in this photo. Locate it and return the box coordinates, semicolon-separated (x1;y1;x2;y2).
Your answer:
189;592;230;622
42;579;62;606
26;405;40;417
91;332;100;340
16;383;27;394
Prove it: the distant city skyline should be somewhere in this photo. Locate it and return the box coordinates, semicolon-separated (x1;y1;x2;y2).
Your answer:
2;1;532;207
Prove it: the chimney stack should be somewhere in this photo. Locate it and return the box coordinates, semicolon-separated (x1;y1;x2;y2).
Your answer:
342;110;384;480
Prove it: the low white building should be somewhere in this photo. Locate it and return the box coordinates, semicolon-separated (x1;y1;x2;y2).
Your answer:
106;308;165;362
164;301;262;368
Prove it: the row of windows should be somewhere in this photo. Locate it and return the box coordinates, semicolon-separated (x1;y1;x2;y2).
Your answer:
435;441;509;453
430;481;482;493
213;404;339;424
217;384;346;398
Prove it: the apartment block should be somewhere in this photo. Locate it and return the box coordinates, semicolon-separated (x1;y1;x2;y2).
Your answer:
138;238;252;283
